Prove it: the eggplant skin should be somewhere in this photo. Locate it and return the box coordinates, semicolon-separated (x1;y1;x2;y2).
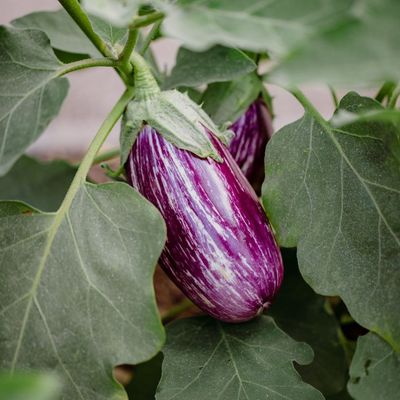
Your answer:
126;126;283;322
229;98;273;195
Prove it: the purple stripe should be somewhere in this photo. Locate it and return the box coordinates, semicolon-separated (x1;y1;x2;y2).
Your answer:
126;126;283;322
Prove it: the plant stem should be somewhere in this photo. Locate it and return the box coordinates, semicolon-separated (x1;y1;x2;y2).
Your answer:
139;20;162;55
92;148;120;165
58;0;131;85
161;298;193;323
58;0;110;56
388;84;400;108
62;88;134;209
291;88;331;130
57;58;118;77
375;81;396;103
329;86;339;109
119;29;138;71
129;11;164;30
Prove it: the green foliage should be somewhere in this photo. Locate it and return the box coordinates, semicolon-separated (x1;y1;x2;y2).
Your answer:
270;0;400;85
163;46;256;89
0;373;61;400
269;250;347;396
263;92;400;349
0;156;76;212
160;0;351;54
157;316;324;399
0;183;166;399
348;333;400;400
0;27;68;176
12;10;99;57
2;1;400;399
82;0;140;27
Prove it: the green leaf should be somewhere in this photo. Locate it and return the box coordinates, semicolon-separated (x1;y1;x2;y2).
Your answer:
12;9;99;57
156;316;324;400
13;9;127;58
348;333;400;400
0;27;69;176
163;46;256;89
270;0;400;85
262;92;400;349
269;249;347;396
331;108;400;129
88;14;128;48
120;90;233;165
82;0;140;27
0;156;76;212
0;373;61;400
0;182;166;399
160;0;352;54
202;73;262;125
126;353;163;400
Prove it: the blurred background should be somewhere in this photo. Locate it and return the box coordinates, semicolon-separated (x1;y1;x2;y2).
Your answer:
1;0;375;162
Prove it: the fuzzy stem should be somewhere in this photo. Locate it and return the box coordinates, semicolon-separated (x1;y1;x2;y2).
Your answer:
129;11;164;30
388;85;400;108
63;88;134;201
58;0;131;85
139;20;162;55
119;29;138;71
57;58;118;77
92;148;120;165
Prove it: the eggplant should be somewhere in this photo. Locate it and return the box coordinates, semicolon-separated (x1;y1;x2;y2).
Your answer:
229;98;273;194
126;126;283;322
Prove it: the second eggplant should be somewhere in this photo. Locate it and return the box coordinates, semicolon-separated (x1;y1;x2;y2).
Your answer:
228;98;273;194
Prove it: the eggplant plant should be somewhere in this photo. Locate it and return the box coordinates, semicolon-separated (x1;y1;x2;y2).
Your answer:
0;1;399;400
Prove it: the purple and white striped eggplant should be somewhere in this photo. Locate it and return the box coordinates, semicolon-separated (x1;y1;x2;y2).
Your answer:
229;98;273;194
126;126;283;322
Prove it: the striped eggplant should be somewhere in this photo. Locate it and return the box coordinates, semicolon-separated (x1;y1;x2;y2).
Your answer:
126;125;283;322
229;98;273;194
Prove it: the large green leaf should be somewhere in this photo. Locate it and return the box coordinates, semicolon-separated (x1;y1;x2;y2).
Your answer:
0;182;166;399
0;156;76;212
348;333;399;400
163;46;256;89
13;9;127;58
12;10;99;57
270;0;400;85
269;250;347;396
0;373;61;400
262;92;400;349
202;73;262;125
82;0;140;27
156;316;324;400
0;27;69;176
160;0;352;54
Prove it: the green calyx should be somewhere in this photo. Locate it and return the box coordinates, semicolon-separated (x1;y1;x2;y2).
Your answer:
130;51;160;100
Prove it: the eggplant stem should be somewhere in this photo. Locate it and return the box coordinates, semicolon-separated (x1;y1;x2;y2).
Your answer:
161;298;194;323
